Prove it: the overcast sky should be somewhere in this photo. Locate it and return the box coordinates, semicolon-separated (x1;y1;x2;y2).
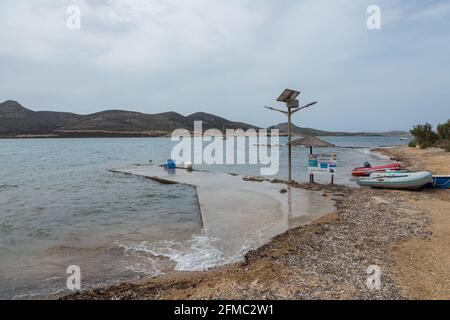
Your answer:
0;0;449;131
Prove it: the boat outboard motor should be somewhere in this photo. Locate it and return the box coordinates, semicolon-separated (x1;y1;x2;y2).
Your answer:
363;162;371;168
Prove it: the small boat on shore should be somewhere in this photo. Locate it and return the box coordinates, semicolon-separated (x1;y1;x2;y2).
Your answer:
357;171;432;190
352;163;402;176
426;175;450;189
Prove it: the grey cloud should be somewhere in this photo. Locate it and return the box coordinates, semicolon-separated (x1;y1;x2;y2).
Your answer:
0;0;449;131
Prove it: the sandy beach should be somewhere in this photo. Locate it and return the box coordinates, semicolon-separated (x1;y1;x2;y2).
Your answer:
376;146;450;299
65;146;449;300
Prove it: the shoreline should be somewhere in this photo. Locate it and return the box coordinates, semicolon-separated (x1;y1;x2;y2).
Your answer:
0;131;408;139
65;146;449;300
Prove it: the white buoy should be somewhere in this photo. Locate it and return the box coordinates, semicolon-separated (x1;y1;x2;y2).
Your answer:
184;161;193;170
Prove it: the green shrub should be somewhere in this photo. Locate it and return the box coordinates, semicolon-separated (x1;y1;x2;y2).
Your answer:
410;123;438;148
437;119;450;140
435;139;450;152
408;140;417;148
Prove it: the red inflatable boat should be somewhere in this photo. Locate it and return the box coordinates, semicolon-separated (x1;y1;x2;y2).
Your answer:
352;163;402;176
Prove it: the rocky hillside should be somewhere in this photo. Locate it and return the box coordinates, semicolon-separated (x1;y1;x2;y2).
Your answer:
0;100;257;137
0;100;409;138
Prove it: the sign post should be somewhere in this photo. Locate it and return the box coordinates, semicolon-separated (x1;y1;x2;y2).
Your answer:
308;153;337;184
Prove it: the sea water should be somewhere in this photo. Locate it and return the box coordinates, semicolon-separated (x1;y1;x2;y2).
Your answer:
0;136;408;299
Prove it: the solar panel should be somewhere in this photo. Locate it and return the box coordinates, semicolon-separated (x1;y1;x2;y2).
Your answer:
276;89;300;103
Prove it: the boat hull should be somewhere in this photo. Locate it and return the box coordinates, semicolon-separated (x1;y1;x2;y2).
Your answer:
426;175;450;189
357;171;433;190
352;163;401;176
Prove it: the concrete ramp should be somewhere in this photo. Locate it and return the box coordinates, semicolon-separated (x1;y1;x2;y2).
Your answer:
112;166;336;257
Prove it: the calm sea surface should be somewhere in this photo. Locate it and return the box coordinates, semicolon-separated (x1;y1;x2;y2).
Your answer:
0;136;409;299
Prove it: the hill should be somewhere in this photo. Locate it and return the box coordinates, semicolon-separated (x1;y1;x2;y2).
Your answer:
0;100;257;137
0;100;409;138
268;122;409;137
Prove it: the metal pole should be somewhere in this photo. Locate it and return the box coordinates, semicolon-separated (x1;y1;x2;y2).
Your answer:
264;90;316;183
309;146;314;183
287;105;292;182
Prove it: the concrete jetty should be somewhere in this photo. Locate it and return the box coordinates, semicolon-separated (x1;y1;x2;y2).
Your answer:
111;166;336;258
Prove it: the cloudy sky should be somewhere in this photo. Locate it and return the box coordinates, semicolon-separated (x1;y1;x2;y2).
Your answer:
0;0;449;131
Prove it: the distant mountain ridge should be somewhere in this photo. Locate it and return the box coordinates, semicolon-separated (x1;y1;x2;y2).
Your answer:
268;122;409;137
0;100;408;138
0;100;257;137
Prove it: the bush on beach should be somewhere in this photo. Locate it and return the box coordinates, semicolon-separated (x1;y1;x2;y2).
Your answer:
435;138;450;152
409;119;450;151
437;119;450;140
410;122;438;148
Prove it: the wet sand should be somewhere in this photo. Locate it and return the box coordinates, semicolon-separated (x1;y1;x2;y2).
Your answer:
66;146;449;300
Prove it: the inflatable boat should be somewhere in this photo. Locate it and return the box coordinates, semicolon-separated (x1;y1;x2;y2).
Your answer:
357;171;433;190
426;175;450;189
352;163;402;176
